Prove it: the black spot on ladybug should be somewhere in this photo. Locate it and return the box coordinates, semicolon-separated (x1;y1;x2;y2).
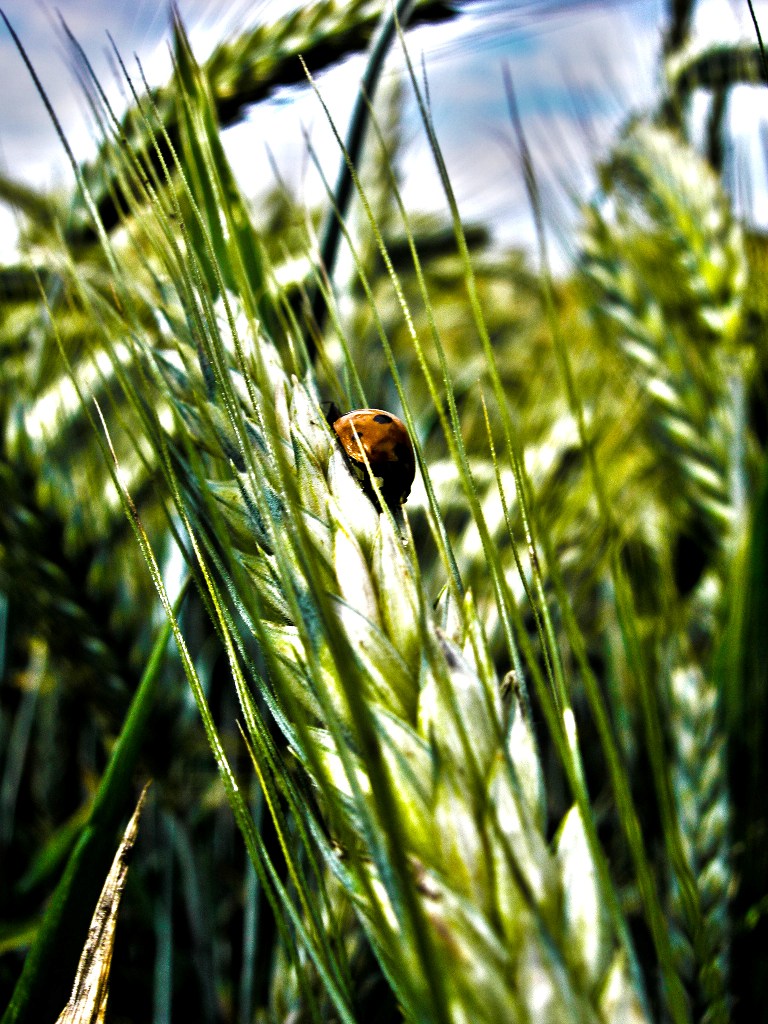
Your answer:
373;413;393;424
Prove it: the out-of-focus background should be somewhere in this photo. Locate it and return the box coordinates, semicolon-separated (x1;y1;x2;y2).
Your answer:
2;0;766;267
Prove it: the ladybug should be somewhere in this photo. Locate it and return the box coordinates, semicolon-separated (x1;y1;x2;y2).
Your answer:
331;408;416;508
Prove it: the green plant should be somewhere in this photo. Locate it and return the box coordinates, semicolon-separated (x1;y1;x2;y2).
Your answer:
1;2;766;1022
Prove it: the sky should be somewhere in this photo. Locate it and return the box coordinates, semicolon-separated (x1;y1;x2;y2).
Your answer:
1;0;767;265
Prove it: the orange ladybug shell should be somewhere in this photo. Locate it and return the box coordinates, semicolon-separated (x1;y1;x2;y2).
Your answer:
332;408;415;507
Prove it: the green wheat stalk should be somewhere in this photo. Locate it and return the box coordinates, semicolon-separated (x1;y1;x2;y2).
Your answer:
667;661;732;1024
580;120;747;538
146;286;650;1022
45;16;654;1020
